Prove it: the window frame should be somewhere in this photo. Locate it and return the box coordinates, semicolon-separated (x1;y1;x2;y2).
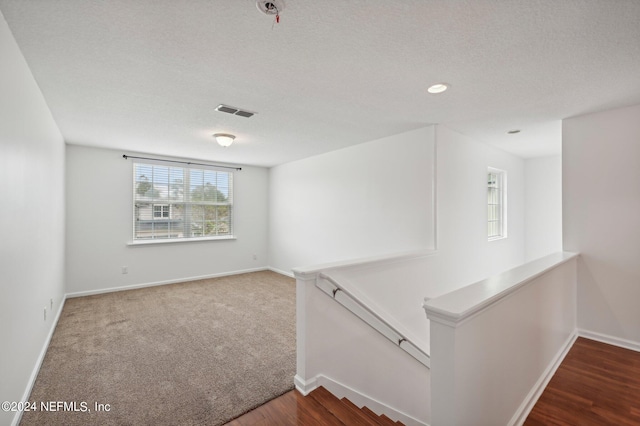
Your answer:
487;167;507;241
130;160;235;245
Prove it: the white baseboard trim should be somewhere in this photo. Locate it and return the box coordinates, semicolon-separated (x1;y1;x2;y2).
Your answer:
578;329;640;353
509;329;578;426
12;295;67;426
66;267;269;298
268;266;294;278
294;374;318;396
316;375;429;426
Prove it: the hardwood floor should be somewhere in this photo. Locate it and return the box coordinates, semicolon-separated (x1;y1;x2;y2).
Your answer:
228;337;640;425
525;337;640;425
225;386;401;425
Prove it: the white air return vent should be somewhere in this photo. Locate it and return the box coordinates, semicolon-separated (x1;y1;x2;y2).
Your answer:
215;104;256;118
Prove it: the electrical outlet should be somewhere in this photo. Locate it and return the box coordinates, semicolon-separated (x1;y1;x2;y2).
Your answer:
43;307;47;321
122;266;128;274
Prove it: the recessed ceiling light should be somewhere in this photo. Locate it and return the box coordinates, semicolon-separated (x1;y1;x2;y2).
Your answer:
427;83;449;94
507;130;521;134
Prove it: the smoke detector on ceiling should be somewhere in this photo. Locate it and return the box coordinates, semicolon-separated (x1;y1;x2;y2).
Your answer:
256;0;285;16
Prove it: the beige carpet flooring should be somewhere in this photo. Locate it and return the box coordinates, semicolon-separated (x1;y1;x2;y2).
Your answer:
20;270;296;426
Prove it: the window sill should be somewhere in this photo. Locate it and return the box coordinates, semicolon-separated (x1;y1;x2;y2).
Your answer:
127;236;236;246
488;235;507;242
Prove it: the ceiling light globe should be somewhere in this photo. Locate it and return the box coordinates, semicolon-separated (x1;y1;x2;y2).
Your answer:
213;133;235;147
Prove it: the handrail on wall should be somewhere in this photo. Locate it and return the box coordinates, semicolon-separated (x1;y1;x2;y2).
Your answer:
317;273;430;368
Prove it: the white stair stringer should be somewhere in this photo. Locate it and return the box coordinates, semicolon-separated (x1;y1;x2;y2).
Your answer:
317;374;430;426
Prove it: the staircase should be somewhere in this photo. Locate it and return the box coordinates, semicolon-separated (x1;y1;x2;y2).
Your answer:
226;386;405;425
308;387;404;425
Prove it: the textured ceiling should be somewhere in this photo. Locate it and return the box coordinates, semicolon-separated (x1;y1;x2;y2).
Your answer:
1;0;640;167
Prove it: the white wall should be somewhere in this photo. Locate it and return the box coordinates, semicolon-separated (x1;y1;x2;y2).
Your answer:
427;254;577;426
0;11;66;425
435;125;525;291
524;156;562;261
268;126;436;273
65;145;269;295
270;124;526;286
563;103;640;347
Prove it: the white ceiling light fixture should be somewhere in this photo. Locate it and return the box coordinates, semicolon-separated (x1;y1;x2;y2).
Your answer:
213;133;235;147
427;83;449;94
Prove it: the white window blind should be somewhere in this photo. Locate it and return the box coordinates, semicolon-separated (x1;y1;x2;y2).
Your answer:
488;168;506;240
133;162;233;241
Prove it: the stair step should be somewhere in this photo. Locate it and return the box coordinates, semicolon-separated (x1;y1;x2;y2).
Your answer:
309;387;375;426
293;390;345;425
341;398;394;425
307;386;406;426
362;407;394;426
340;398;378;425
379;413;401;426
228;389;407;425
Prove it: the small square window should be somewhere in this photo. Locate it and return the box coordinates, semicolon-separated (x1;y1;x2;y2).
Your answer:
153;205;170;218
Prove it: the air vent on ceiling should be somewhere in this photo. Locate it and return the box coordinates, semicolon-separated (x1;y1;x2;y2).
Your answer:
234;110;255;118
215;104;256;118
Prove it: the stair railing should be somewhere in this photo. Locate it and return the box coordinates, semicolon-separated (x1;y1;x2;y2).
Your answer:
317;272;430;368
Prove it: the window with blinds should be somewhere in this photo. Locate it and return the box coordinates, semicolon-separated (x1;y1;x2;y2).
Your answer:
487;168;506;240
133;162;233;241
